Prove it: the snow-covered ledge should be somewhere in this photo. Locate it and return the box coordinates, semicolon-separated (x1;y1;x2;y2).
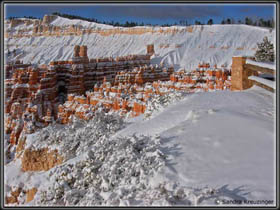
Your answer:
246;59;276;71
248;75;275;89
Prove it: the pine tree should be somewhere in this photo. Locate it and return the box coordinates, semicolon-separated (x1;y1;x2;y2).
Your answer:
254;36;275;62
245;17;252;25
226;18;231;24
207;19;213;25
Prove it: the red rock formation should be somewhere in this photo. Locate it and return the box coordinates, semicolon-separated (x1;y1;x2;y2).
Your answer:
26;188;38;203
21;148;63;172
74;45;80;57
147;44;155;55
79;45;88;57
42;15;56;25
5;46;232;148
133;101;146;116
7;18;195;39
5;187;22;204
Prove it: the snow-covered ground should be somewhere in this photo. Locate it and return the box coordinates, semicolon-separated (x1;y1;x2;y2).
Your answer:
121;86;276;203
4;16;275;70
4;86;276;206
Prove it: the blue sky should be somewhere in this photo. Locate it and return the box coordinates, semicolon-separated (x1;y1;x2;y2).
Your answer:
5;3;275;25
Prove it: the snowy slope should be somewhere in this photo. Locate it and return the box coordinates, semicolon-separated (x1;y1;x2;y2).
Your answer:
118;86;276;204
5;16;275;70
4;86;276;206
50;16;115;29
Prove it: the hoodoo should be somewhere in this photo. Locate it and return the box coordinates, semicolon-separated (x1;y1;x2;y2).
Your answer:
147;44;155;55
4;44;231;146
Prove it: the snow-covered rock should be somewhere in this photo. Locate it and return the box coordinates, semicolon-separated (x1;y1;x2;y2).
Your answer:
5;16;275;70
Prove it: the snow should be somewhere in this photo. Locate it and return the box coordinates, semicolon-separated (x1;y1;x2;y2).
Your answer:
246;59;276;71
4;16;276;206
249;76;275;89
5;85;275;206
50;16;114;29
12;83;29;88
5;16;275;70
119;86;276;204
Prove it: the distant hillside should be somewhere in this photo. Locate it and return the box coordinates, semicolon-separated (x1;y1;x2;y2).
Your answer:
5;15;275;70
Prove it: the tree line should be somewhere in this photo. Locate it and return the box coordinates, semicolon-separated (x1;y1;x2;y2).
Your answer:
219;17;274;28
51;12;149;27
8;16;42;20
7;13;275;28
180;17;274;28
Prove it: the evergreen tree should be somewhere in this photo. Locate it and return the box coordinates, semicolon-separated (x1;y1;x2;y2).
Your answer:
114;22;120;26
226;18;231;24
207;19;213;25
254;36;275;62
245;17;252;25
267;19;272;28
271;19;275;28
253;20;257;26
258;18;264;27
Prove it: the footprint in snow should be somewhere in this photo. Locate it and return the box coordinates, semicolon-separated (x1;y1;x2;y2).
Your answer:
207;109;216;114
185;110;199;123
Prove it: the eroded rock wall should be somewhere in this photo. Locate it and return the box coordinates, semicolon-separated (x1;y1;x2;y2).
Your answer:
21;148;63;172
5;15;194;39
